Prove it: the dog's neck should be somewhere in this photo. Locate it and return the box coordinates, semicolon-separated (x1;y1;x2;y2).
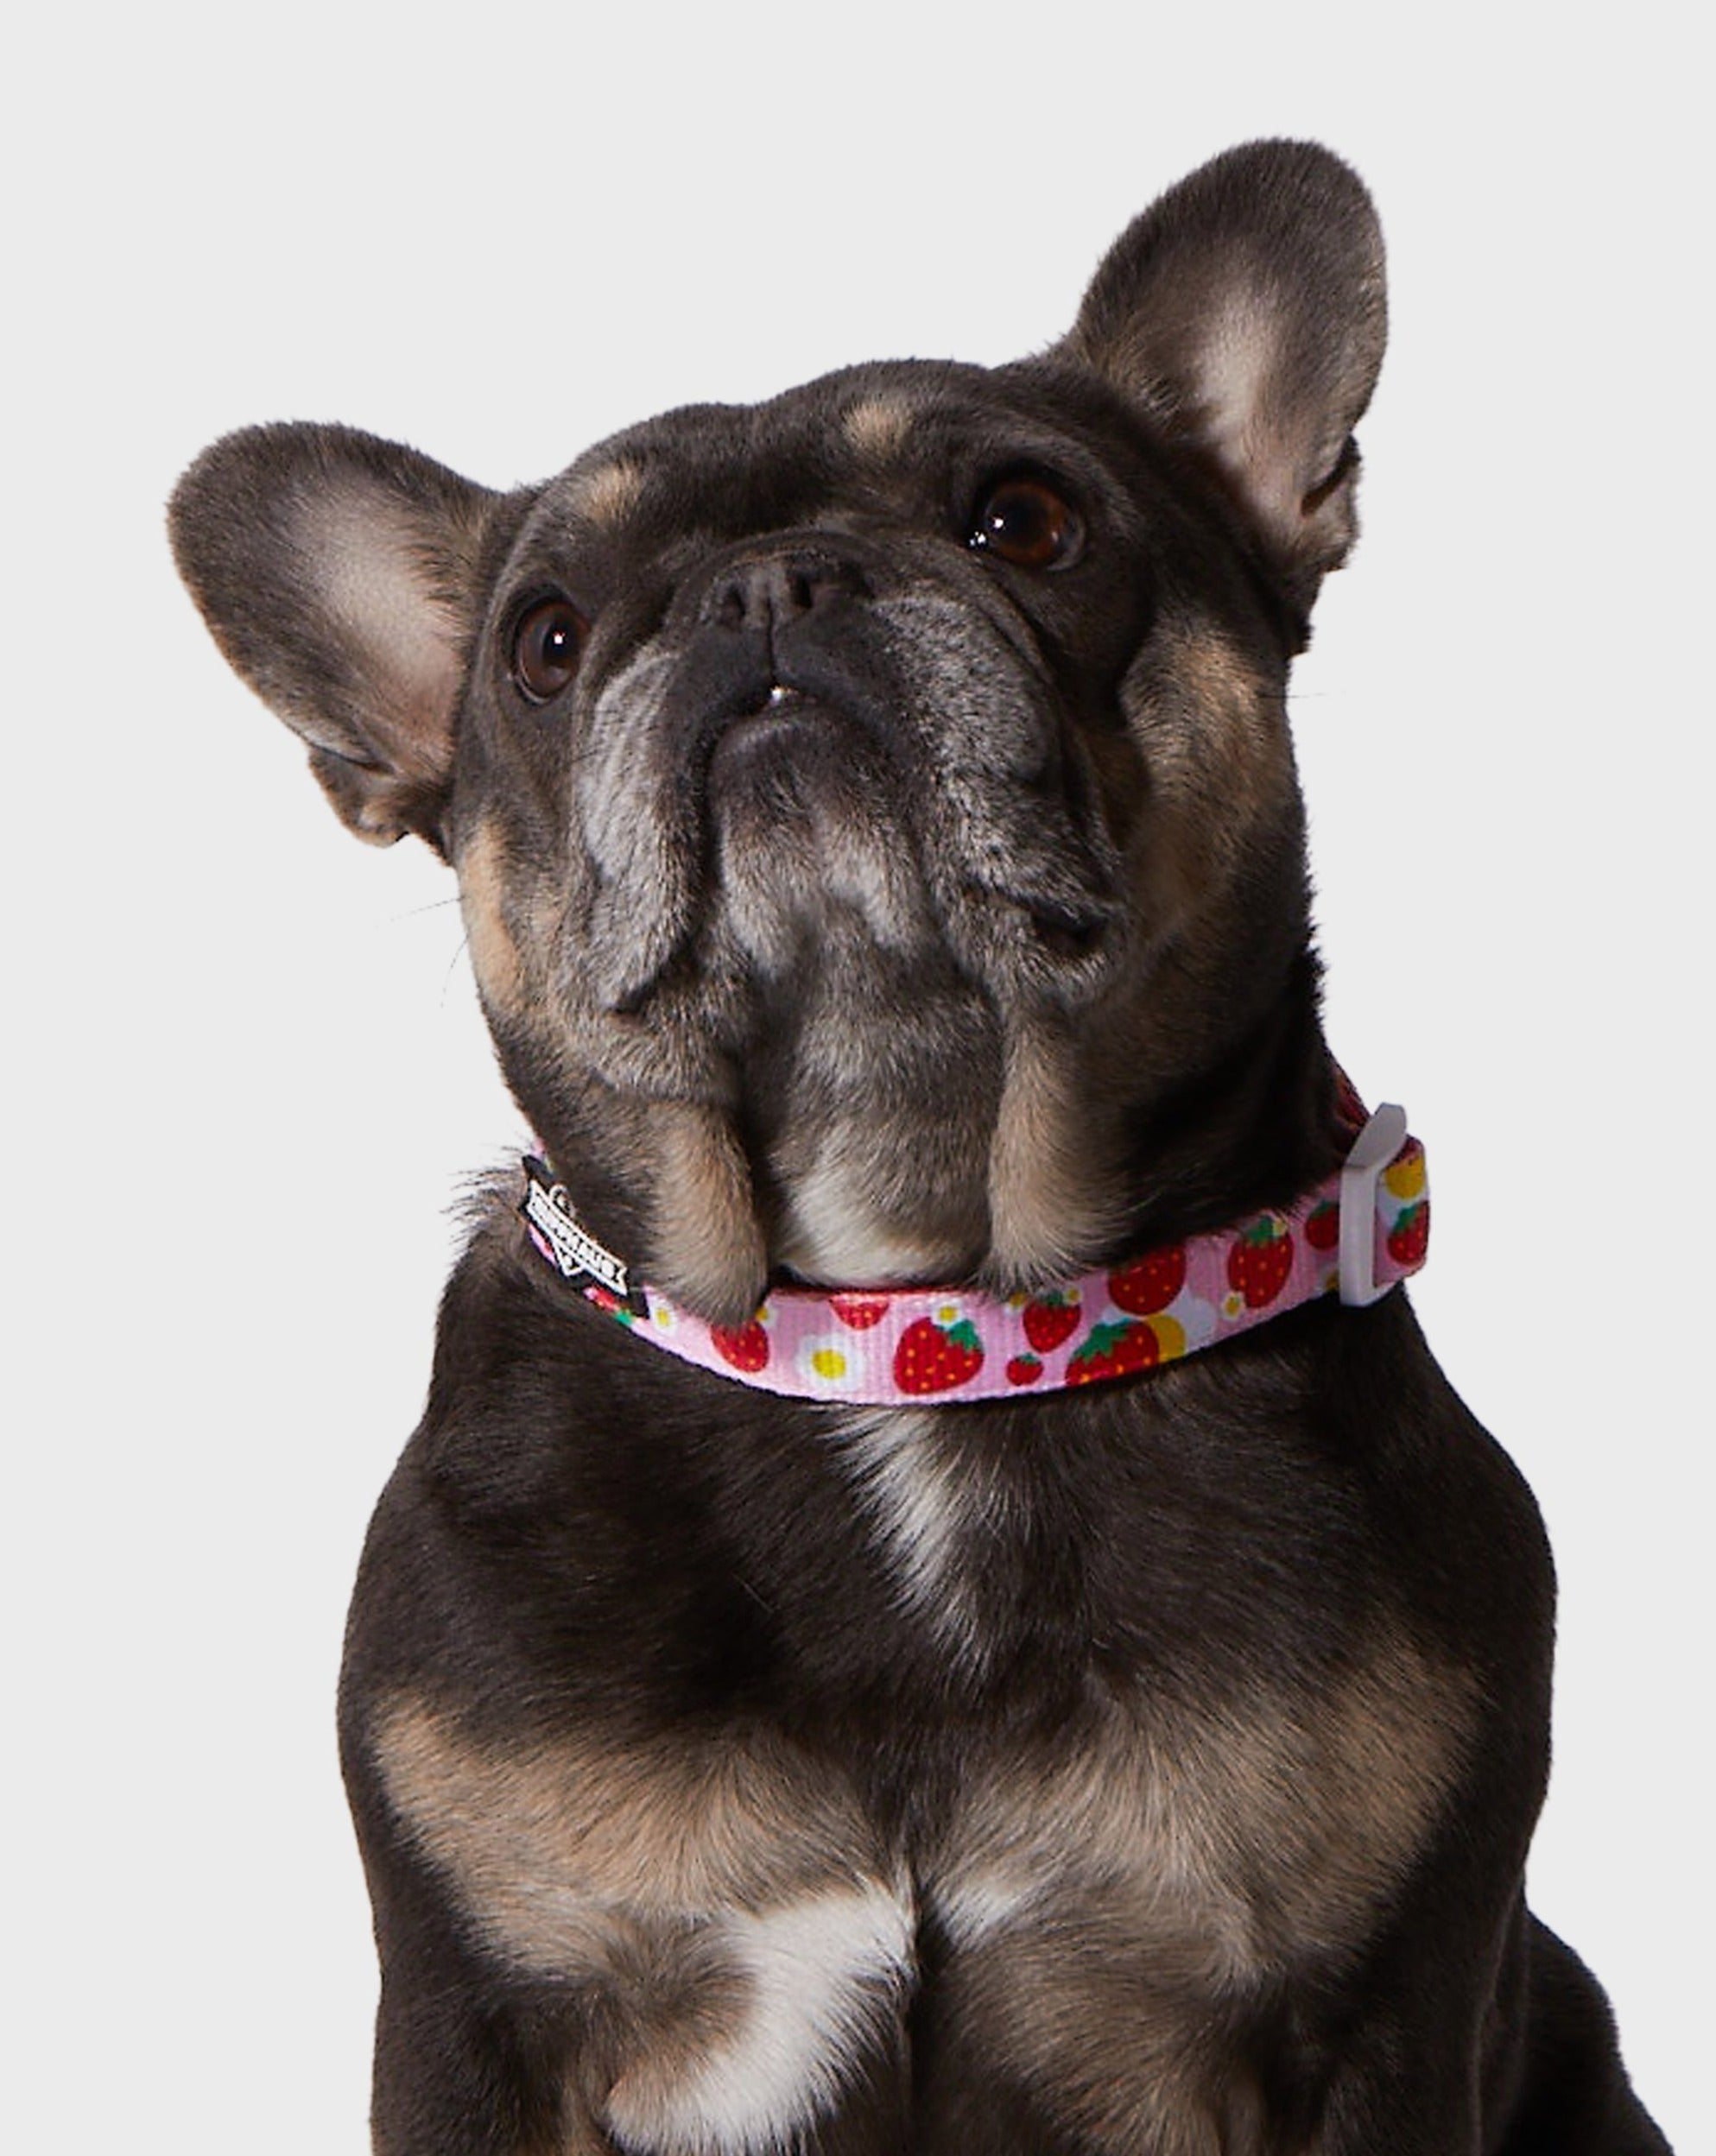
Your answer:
519;1089;1426;1403
520;933;1341;1332
1112;947;1345;1246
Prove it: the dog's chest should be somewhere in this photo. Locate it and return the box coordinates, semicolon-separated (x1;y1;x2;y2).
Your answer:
826;1401;1467;1937
377;1549;1463;2156
822;1391;1344;1690
372;1378;1473;2153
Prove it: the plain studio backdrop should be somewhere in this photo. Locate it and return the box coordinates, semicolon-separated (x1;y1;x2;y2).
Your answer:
4;4;1707;2148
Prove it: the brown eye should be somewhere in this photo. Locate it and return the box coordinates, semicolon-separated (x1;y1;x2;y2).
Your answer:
969;477;1082;569
510;596;587;703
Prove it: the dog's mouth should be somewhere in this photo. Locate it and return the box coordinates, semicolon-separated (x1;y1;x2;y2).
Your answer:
707;681;860;780
706;676;1119;975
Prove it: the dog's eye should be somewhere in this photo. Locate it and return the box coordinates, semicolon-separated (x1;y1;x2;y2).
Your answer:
510;596;588;703
968;477;1083;570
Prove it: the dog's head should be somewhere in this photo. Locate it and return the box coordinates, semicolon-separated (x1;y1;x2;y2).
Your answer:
171;142;1384;1325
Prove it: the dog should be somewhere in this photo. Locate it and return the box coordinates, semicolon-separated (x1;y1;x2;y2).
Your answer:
170;141;1669;2155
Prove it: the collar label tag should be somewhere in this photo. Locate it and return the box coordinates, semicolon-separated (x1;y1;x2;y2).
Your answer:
522;1158;636;1305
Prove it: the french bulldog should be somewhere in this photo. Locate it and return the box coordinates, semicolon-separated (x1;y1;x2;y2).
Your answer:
169;141;1669;2155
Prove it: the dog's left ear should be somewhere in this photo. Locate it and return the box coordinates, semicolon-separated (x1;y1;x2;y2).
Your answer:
1062;140;1386;610
169;423;507;853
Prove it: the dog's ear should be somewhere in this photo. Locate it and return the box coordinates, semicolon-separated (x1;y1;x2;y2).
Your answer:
1062;140;1385;608
169;423;504;852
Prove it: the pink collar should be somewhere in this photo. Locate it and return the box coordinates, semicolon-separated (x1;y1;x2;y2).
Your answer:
520;1103;1427;1405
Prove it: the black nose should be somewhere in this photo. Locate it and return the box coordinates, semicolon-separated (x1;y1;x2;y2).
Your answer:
702;549;870;635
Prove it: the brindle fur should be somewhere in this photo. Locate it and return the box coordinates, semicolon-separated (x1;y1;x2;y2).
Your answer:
169;143;1668;2154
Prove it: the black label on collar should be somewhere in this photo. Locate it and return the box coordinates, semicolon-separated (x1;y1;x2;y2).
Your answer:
520;1158;649;1316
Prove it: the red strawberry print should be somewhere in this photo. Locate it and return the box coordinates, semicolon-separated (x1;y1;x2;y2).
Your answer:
1387;1200;1430;1268
1108;1244;1187;1316
1067;1318;1161;1386
830;1293;890;1331
1005;1353;1045;1387
1226;1217;1295;1309
710;1319;770;1373
1023;1292;1081;1354
894;1315;985;1394
1305;1201;1339;1253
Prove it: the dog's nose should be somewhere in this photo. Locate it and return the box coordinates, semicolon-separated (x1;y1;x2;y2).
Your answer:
702;550;869;635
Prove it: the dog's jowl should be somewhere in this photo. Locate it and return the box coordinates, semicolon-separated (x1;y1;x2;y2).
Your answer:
171;142;1669;2154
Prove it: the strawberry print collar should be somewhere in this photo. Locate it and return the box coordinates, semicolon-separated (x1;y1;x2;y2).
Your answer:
519;1102;1428;1405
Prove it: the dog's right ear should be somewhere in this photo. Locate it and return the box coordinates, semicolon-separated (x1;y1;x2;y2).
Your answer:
168;423;506;853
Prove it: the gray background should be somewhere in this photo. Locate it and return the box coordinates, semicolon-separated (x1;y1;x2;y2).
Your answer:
6;3;1706;2147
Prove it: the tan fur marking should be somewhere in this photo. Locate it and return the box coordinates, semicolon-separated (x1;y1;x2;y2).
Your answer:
928;1634;1475;2148
1173;621;1273;737
573;458;647;528
842;396;915;461
458;816;526;1013
374;1698;886;1958
648;1101;768;1325
1121;610;1290;925
940;1631;1473;1976
984;1021;1123;1283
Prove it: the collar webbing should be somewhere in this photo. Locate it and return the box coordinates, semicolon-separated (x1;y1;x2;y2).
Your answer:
519;1103;1426;1405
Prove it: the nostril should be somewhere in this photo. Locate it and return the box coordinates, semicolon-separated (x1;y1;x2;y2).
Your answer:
701;547;870;634
787;553;869;610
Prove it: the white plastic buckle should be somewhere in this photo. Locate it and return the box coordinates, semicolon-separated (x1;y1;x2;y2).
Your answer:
1339;1103;1409;1307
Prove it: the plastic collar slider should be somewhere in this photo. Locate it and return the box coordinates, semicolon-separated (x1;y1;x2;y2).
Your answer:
1339;1103;1410;1307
